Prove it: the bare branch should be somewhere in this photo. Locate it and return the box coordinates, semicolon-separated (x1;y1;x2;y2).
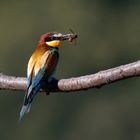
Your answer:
0;60;140;93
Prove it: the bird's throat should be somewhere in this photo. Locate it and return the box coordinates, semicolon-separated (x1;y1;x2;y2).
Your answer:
46;40;62;48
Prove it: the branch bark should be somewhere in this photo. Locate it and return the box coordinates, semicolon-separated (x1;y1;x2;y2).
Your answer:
0;60;140;93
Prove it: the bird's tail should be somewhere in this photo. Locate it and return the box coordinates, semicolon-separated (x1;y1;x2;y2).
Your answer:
19;84;41;121
19;86;33;121
19;103;31;121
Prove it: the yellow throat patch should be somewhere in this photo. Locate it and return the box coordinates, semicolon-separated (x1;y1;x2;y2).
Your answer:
46;40;62;47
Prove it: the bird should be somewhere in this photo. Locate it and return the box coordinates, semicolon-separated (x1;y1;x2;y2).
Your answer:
20;32;77;120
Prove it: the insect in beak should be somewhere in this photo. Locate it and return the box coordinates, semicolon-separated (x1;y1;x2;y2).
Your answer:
68;29;77;46
52;32;78;43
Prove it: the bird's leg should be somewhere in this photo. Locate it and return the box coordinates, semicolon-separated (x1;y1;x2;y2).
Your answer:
42;77;59;95
45;91;50;96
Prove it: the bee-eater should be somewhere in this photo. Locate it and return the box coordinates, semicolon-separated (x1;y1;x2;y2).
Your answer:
20;32;77;120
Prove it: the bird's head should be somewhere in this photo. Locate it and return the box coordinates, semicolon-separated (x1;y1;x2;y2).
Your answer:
39;32;78;48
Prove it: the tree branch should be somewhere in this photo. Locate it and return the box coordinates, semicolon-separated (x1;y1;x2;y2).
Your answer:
0;60;140;93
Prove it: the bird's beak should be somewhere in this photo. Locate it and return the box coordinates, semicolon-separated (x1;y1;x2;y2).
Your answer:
52;33;78;42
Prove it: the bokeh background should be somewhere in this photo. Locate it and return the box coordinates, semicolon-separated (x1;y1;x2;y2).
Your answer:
0;0;140;140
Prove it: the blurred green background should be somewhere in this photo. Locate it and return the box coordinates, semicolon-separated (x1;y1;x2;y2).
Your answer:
0;0;140;140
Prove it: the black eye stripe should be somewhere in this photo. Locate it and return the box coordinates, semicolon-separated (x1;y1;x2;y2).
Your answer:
45;37;61;42
45;37;52;42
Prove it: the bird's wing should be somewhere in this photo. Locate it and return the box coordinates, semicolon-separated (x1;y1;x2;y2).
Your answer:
26;49;59;103
26;55;36;91
20;54;36;120
20;49;59;120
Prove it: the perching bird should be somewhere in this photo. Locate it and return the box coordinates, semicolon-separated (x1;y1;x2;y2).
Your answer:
20;32;77;120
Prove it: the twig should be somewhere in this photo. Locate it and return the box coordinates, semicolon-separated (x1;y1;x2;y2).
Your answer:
0;60;140;93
